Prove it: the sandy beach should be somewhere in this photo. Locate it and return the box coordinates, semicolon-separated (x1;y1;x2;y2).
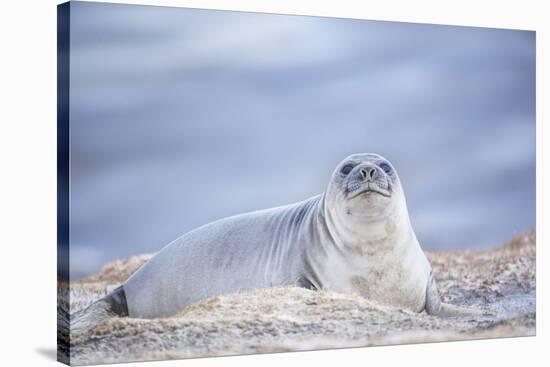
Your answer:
60;230;535;365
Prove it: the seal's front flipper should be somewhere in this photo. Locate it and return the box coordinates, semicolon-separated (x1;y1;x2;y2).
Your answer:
424;271;491;318
295;276;318;291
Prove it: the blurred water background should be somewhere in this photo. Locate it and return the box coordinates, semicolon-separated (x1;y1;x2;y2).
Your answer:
68;2;535;278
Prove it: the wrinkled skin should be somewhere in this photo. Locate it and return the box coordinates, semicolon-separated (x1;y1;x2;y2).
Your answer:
84;153;478;320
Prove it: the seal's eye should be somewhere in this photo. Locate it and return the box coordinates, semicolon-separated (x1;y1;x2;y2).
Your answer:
379;162;392;174
341;164;354;175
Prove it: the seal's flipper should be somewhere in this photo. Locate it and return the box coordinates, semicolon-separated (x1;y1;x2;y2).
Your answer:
424;271;442;315
437;302;488;317
295;276;319;291
71;286;129;334
103;285;129;317
425;272;489;317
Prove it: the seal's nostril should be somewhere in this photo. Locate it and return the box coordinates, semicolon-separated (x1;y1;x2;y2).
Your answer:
368;167;376;179
360;167;376;181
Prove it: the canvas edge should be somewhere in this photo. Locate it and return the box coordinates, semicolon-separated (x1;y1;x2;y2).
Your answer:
57;1;71;365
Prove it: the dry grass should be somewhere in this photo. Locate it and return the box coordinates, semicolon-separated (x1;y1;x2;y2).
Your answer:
81;254;154;284
63;230;536;365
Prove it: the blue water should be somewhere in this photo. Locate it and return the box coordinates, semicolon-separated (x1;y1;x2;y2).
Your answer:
66;2;535;278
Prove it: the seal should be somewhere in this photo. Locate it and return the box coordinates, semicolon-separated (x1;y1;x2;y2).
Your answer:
73;153;479;327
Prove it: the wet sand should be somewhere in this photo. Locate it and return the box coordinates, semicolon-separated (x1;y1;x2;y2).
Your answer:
61;230;535;365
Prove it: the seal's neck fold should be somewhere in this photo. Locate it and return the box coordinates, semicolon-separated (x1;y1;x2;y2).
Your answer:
322;192;414;251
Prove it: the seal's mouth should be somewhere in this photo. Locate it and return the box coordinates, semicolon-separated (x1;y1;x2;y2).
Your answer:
348;183;391;199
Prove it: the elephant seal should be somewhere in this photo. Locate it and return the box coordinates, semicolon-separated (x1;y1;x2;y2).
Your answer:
73;153;479;328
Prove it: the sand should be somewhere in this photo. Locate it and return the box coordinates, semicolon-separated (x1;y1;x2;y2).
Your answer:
59;230;535;365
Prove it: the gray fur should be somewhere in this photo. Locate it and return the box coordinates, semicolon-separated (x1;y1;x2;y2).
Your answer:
123;196;326;318
87;153;481;320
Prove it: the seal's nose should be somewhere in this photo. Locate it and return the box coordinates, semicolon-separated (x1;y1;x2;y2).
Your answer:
360;166;377;182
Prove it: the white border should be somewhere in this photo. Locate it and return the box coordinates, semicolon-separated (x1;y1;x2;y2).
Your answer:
0;1;546;366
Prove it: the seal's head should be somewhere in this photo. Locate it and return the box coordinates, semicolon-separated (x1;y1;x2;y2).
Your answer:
326;153;403;222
